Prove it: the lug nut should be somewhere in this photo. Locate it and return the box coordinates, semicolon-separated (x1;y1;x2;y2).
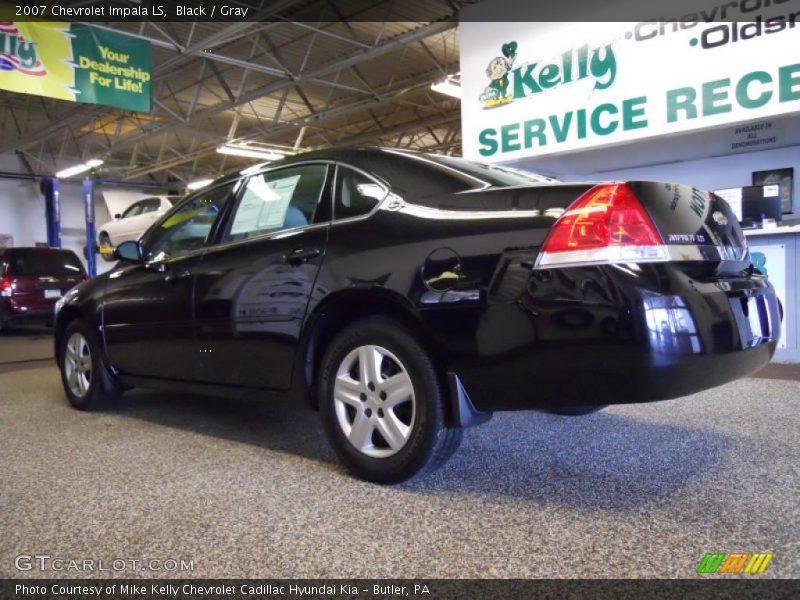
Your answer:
360;393;367;401
365;408;372;417
377;409;384;418
379;391;387;400
368;381;375;391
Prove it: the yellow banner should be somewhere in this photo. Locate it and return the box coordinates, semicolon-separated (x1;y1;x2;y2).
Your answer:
0;20;151;111
0;22;73;100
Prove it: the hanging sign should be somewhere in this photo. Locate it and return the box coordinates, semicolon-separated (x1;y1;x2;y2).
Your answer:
0;21;151;112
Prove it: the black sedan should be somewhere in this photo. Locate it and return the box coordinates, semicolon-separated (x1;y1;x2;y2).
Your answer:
54;148;781;483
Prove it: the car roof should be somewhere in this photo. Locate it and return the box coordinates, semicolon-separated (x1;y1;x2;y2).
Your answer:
4;246;78;254
238;147;416;172
196;147;383;190
133;196;168;202
198;146;557;198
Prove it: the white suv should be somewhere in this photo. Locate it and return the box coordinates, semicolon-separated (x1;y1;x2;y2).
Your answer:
98;196;180;257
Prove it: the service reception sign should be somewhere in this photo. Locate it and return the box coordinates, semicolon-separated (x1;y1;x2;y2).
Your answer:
460;16;800;161
0;22;151;112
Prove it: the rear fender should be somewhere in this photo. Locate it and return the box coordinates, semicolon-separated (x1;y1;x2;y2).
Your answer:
297;288;442;408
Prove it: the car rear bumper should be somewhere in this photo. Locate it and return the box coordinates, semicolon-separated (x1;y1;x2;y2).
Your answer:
456;339;776;411
0;302;54;325
427;263;780;411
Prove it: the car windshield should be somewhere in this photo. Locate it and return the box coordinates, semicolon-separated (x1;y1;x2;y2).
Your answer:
8;250;84;277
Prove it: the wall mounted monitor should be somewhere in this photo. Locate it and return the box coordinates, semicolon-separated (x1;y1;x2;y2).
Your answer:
753;168;793;214
742;184;782;223
713;185;781;224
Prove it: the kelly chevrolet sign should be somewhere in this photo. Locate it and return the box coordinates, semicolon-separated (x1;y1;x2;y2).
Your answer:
0;21;151;112
460;12;800;161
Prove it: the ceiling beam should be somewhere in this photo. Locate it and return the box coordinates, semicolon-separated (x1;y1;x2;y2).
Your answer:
109;21;457;155
339;112;460;147
122;64;459;179
0;1;307;155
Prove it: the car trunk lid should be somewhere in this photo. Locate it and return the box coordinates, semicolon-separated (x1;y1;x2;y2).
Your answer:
627;181;749;270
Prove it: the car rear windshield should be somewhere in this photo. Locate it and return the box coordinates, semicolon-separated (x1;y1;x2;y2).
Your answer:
7;250;85;277
417;153;560;187
364;149;560;199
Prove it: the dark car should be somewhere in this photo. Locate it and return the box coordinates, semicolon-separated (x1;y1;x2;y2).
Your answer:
1;247;86;330
53;148;781;483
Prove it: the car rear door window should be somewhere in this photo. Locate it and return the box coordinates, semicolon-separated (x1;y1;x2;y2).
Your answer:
334;166;387;220
8;250;85;277
122;201;145;218
140;198;161;214
226;164;327;241
144;183;235;262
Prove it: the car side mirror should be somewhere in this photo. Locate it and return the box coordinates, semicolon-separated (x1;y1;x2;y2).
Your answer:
114;213;121;219
114;240;143;263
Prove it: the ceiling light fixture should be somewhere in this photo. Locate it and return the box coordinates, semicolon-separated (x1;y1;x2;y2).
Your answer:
431;76;461;99
55;159;104;179
186;178;214;191
216;143;288;161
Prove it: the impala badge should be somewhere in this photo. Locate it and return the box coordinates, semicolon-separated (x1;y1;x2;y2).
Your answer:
712;211;728;226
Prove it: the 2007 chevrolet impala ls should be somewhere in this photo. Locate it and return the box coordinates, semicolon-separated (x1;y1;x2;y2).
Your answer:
54;148;781;483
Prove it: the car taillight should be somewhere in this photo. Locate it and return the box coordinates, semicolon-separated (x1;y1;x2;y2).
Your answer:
534;183;669;269
83;274;90;281
0;275;11;297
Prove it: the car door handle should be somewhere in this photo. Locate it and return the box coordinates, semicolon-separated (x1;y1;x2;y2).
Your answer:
164;269;192;283
146;261;166;273
284;246;320;265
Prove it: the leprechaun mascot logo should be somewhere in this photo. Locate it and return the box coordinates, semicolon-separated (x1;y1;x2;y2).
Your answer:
479;41;517;109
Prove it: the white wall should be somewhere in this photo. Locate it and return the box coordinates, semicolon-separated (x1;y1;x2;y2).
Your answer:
558;144;800;218
0;177;45;247
0;152;166;274
0;172;111;273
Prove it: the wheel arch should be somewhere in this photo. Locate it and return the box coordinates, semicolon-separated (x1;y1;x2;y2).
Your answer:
54;306;85;363
298;288;444;409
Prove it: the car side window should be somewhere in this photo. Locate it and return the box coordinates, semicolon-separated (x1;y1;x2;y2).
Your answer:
141;198;161;214
144;183;235;262
122;201;145;219
226;164;327;241
334;167;387;220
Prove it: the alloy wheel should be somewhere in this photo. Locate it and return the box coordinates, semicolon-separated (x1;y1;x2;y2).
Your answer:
333;344;416;458
64;332;92;398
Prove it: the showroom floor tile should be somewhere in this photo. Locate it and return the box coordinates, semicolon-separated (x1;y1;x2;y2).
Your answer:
0;365;797;578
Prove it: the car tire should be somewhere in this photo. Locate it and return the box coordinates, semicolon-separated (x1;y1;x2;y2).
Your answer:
98;232;114;261
319;316;462;484
59;319;122;411
546;405;606;416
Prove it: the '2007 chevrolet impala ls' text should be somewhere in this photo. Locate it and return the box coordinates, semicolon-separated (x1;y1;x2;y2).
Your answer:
54;148;781;483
